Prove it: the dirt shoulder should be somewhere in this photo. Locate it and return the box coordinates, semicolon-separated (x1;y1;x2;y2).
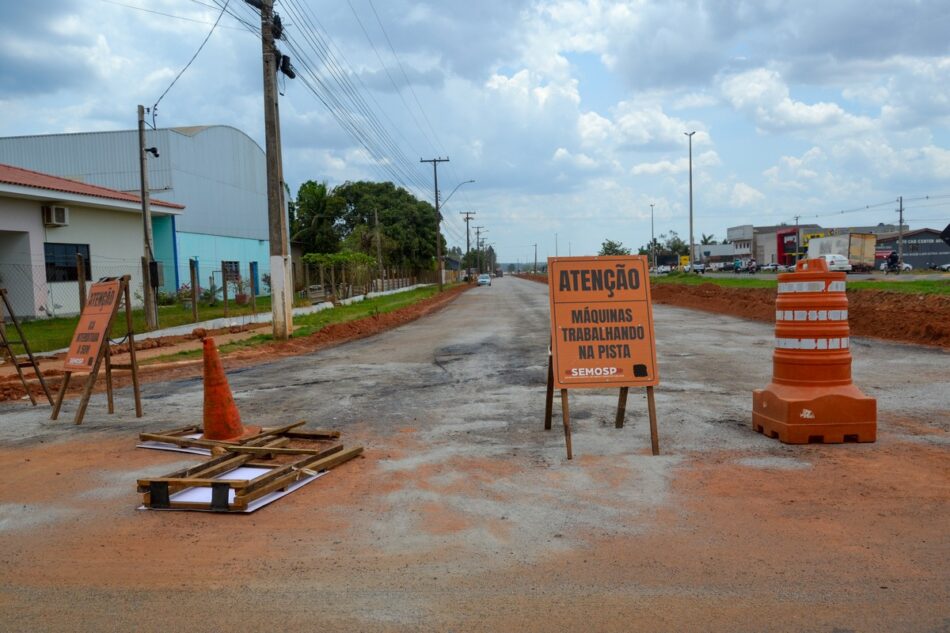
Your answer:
523;273;950;348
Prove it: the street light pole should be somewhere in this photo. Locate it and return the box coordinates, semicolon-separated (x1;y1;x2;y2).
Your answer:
685;131;696;269
650;202;656;270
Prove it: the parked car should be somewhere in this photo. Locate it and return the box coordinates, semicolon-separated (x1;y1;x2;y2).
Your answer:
760;263;778;272
685;262;706;274
821;254;853;272
939;263;950;272
656;265;672;274
477;273;492;286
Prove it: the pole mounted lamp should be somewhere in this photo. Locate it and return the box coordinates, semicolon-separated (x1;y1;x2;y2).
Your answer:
442;179;475;209
685;131;696;269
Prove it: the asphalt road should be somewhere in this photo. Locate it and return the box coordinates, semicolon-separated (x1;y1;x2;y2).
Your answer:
1;276;948;632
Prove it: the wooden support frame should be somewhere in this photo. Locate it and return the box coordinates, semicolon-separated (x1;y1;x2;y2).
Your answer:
544;343;659;459
50;275;142;425
0;288;54;406
137;438;363;512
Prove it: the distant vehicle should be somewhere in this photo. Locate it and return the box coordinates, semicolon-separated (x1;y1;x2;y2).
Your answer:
880;261;913;272
821;253;853;272
760;263;778;272
777;264;794;272
656;265;672;274
939;263;950;272
807;233;876;272
477;273;492;286
494;268;504;278
685;262;706;274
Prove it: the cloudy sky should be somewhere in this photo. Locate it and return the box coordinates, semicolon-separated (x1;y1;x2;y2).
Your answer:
2;0;949;262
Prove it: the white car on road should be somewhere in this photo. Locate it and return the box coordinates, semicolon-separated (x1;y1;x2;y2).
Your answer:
821;254;853;272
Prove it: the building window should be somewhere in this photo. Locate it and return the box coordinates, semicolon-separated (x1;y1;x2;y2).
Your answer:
44;243;91;282
222;260;241;282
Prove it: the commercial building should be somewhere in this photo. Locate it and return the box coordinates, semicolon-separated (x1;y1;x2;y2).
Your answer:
0;125;271;296
0;163;183;317
876;228;950;269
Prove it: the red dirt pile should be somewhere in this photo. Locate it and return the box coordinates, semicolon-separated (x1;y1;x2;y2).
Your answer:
521;274;950;348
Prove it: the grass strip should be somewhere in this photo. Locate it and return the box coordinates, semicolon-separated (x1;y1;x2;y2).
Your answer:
141;285;446;364
18;295;277;354
652;271;949;295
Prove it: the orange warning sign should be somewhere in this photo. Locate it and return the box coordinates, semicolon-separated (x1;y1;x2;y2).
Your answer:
64;279;122;371
548;256;658;389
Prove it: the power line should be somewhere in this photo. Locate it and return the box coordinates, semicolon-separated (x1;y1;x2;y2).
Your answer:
152;0;232;125
97;0;248;31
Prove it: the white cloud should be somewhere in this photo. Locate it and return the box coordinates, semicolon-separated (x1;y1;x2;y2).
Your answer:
720;68;873;134
730;183;765;207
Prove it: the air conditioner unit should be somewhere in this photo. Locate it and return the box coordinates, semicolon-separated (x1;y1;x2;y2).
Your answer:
42;205;69;227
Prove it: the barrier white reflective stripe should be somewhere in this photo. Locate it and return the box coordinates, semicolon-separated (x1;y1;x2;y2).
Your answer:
775;309;848;322
775;337;850;350
777;280;847;293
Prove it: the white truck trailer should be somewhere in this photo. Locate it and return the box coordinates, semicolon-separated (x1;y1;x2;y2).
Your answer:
806;233;876;272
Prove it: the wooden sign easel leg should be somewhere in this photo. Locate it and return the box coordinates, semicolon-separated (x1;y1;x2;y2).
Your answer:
615;387;629;428
74;348;108;425
50;372;72;420
646;386;659;456
560;389;573;460
104;345;115;414
544;348;554;430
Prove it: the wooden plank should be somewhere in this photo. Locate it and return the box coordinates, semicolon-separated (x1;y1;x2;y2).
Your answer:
647;385;660;456
140;425;201;439
141;477;252;489
560;389;572;460
235;446;363;506
615;387;628;429
544;345;554;430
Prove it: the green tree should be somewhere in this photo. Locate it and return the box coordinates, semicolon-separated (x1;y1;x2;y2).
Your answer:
701;233;717;245
598;239;631;256
291;181;344;254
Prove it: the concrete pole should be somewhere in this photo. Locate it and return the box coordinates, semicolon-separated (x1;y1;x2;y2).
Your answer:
137;105;157;330
260;0;292;339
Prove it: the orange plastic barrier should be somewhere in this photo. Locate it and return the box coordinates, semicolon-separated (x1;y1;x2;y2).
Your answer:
201;337;261;442
752;258;876;443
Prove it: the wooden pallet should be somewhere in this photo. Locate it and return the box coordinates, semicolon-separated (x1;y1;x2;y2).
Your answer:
136;422;362;512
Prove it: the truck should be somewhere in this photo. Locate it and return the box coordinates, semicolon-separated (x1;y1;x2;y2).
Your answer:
806;233;876;272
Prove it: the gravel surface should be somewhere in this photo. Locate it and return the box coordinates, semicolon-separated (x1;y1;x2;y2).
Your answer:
0;275;947;632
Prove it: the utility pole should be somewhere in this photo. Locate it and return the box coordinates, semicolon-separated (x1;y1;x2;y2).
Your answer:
650;203;656;270
794;214;801;264
137;104;158;330
374;207;384;290
474;226;485;273
251;0;294;339
421;157;449;291
897;196;904;275
460;211;476;263
533;243;537;274
685;131;696;267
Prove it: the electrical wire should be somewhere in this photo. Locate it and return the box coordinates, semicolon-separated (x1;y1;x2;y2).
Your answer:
152;0;232;126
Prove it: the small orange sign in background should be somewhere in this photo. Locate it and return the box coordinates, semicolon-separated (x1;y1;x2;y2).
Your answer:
64;279;121;371
548;256;658;390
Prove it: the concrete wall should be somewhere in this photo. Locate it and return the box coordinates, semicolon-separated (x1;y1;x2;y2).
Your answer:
41;206;146;315
0;198;48;317
176;232;270;295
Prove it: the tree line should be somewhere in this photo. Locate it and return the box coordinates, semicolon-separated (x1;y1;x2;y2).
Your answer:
290;180;443;271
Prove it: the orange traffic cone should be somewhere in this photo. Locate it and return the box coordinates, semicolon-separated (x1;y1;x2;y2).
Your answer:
201;337;261;442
